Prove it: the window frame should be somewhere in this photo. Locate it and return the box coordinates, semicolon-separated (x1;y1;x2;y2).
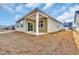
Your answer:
39;19;44;29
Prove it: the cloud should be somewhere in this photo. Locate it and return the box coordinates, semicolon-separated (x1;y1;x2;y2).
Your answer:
15;4;30;16
15;15;22;20
57;6;66;13
43;3;54;10
16;4;24;12
70;5;79;13
51;6;66;17
57;12;74;22
0;4;15;14
25;3;40;9
57;4;79;23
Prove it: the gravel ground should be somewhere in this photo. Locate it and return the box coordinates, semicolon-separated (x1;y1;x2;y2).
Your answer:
0;31;78;55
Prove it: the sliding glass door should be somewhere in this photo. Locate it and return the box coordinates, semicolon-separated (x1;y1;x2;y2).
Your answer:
28;23;33;31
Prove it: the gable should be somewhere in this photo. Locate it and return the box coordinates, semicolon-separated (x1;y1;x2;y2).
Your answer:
16;8;62;24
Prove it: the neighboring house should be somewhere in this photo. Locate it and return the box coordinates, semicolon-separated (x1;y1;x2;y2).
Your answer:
63;22;73;30
0;25;5;30
15;8;63;35
4;25;15;30
74;11;79;31
8;25;15;30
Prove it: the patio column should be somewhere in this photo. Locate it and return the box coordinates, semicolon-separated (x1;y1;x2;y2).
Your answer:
36;12;39;35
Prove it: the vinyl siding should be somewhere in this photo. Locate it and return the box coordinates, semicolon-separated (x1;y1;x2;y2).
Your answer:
47;18;62;32
39;17;47;33
15;20;24;32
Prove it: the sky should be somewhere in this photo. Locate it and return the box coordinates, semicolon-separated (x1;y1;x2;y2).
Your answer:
0;3;79;26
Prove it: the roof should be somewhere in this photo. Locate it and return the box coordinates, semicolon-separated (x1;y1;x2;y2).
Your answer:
16;8;62;24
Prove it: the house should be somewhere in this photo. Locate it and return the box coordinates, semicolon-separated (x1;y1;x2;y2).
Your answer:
74;11;79;31
63;22;73;30
0;25;6;30
15;8;63;35
7;25;15;30
4;25;15;30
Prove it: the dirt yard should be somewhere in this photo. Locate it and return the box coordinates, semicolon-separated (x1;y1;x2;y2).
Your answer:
0;31;79;55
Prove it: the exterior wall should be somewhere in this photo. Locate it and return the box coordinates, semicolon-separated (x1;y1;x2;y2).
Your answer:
39;17;47;33
76;28;79;32
76;15;79;31
23;18;27;32
47;18;63;33
57;23;64;30
15;20;25;32
76;13;79;28
15;10;63;35
76;14;79;31
74;13;79;32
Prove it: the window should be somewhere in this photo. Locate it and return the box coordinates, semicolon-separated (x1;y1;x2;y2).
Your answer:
28;23;33;31
57;25;59;28
39;20;44;28
17;25;18;28
20;24;23;28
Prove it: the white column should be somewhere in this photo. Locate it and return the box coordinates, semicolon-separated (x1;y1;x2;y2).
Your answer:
36;12;39;35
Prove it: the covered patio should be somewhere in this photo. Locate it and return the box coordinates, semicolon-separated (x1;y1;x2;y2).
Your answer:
24;11;47;35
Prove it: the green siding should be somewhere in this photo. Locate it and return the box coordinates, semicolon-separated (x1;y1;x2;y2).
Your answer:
26;17;47;33
39;17;47;33
33;20;36;32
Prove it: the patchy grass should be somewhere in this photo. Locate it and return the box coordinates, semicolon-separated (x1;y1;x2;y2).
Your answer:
0;31;78;55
